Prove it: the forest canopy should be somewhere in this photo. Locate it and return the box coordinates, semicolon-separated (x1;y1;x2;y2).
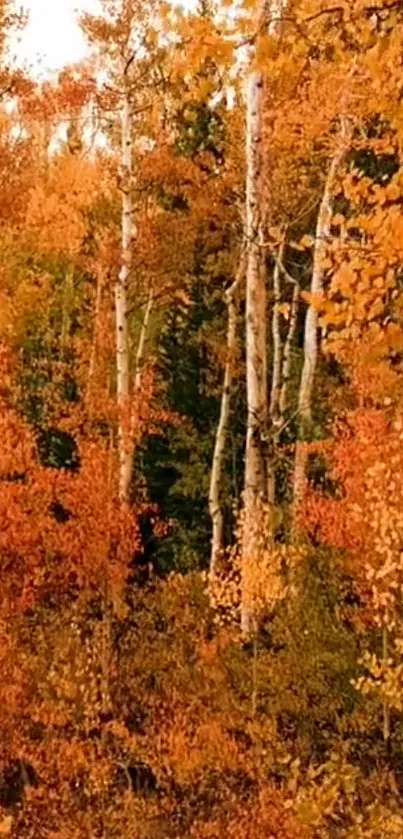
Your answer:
1;0;403;836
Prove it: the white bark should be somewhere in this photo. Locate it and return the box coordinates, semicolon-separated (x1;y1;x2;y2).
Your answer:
268;241;299;503
292;143;347;521
241;0;286;635
270;241;285;432
268;0;285;35
87;269;104;411
279;279;300;418
209;252;245;581
125;286;154;506
267;251;282;506
134;287;154;396
116;88;133;504
244;68;267;505
242;64;267;635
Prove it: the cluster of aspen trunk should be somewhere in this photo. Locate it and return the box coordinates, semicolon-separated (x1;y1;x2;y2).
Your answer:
112;0;351;632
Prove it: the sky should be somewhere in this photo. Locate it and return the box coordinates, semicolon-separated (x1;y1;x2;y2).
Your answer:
10;0;101;77
10;0;195;78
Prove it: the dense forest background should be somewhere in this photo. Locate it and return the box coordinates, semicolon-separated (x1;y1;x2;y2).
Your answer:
1;0;403;836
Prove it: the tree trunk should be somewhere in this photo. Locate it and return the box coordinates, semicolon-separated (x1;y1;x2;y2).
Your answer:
133;286;153;397
126;286;154;505
209;252;245;581
241;63;267;635
241;0;286;634
130;285;154;443
279;279;299;418
267;241;286;504
116;87;133;504
86;268;104;412
292;143;347;527
270;249;283;432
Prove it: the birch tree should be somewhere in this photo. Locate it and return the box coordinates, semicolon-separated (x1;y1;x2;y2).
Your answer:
209;251;245;580
242;53;267;634
269;245;284;436
266;241;300;505
279;280;300;419
116;66;134;503
81;0;162;504
241;0;285;634
292;138;348;526
267;239;288;505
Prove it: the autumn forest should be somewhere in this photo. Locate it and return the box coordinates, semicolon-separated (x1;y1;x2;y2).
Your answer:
1;0;403;835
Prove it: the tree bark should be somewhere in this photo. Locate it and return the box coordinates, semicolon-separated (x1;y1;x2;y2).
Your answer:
268;241;300;502
86;268;104;412
209;252;245;582
241;0;285;635
292;143;347;527
133;287;153;397
267;250;282;506
279;279;299;419
130;286;154;444
116;86;134;504
242;65;267;635
270;245;283;432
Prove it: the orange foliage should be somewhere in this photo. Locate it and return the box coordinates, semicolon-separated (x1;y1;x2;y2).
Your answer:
1;0;403;836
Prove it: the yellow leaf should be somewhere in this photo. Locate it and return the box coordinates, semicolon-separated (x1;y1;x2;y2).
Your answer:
278;303;290;320
386;181;401;201
0;816;13;835
299;234;315;249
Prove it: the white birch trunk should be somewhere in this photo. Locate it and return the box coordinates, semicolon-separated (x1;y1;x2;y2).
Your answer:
266;253;282;505
268;0;285;35
134;287;154;396
270;254;282;429
209;253;245;581
292;144;347;523
279;280;300;419
116;88;133;504
241;0;285;635
126;286;154;506
241;65;267;635
270;240;288;432
87;269;104;411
